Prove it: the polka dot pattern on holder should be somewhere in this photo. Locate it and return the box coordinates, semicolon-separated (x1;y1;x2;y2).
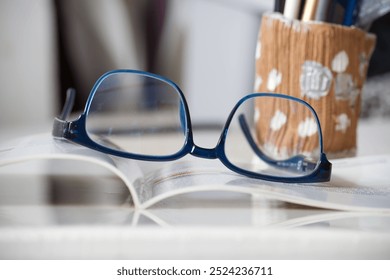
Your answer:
266;68;282;91
270;110;287;131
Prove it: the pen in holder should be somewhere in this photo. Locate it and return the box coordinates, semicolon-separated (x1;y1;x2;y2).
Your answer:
254;13;376;159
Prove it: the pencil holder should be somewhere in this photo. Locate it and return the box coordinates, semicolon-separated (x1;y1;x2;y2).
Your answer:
254;13;376;158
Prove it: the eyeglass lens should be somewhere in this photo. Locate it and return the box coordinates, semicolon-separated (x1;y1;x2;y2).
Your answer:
86;73;187;156
85;72;321;178
224;95;321;178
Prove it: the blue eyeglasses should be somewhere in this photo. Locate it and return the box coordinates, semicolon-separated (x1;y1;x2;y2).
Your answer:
52;69;331;183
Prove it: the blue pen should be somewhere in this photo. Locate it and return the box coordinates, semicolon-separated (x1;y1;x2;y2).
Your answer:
342;0;361;26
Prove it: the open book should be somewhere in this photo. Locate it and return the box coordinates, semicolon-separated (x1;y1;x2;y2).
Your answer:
1;133;390;211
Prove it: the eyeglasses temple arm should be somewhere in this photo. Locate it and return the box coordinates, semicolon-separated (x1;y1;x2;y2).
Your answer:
52;88;76;138
59;88;76;120
238;114;317;173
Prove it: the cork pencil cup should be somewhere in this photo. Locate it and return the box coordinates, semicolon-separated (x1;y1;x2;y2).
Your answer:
254;13;376;159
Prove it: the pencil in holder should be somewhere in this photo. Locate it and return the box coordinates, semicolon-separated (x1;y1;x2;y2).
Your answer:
254;13;376;158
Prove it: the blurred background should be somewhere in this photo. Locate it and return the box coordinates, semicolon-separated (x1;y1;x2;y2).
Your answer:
1;1;390;260
1;0;389;141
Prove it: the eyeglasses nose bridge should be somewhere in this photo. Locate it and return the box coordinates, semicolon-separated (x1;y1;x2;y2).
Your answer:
190;145;218;160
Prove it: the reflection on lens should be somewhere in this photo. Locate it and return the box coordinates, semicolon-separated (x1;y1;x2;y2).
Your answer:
224;95;321;178
85;72;187;157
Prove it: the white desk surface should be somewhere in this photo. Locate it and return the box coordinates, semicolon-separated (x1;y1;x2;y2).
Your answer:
1;118;390;259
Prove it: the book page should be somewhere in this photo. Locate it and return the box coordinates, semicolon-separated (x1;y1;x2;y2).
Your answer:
1;134;389;211
0;134;143;207
132;155;390;211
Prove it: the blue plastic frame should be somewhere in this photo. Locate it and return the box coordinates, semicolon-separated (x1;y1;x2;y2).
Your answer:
53;69;332;183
